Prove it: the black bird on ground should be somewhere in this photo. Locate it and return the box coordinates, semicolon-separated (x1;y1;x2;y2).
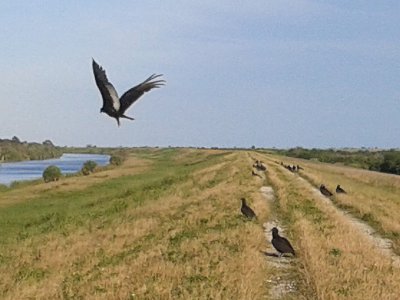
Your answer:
253;160;267;171
92;59;165;126
252;160;259;168
336;185;347;194
258;165;267;171
320;184;333;197
240;198;257;220
257;163;267;171
252;170;262;178
271;227;295;257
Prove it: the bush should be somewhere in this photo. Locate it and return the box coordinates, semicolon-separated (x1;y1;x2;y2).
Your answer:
109;150;128;166
43;165;62;182
379;152;400;175
81;160;97;175
110;154;123;166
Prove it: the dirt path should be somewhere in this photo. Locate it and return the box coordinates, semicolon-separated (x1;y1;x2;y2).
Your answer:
260;185;298;299
291;171;400;267
247;153;302;298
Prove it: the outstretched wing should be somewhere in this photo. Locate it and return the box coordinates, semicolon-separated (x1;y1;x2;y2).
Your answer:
92;59;120;112
119;74;165;114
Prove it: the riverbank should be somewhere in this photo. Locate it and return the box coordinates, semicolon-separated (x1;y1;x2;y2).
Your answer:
0;153;110;186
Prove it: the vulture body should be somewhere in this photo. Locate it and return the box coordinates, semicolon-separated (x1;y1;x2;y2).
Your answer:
240;198;257;220
320;184;333;197
336;185;347;194
92;59;165;126
271;227;295;257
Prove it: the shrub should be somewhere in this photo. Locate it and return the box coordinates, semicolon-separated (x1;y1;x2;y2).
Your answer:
109;150;128;166
43;165;62;182
110;154;123;166
379;151;400;175
81;160;97;175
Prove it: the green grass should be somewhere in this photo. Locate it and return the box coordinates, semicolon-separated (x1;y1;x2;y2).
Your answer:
0;149;227;245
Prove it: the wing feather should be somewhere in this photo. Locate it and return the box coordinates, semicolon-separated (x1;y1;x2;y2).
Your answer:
119;74;165;114
92;59;120;111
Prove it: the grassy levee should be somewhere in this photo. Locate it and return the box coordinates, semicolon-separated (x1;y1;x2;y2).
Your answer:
269;154;400;255
259;154;400;299
0;153;150;208
0;148;270;299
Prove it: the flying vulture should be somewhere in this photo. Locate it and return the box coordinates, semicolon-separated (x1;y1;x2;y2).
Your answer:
271;227;296;257
92;58;165;126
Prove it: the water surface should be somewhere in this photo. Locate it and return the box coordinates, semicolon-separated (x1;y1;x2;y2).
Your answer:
0;153;110;186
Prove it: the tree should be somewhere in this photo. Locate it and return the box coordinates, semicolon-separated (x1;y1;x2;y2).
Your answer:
43;165;62;182
81;160;97;175
379;152;400;175
42;140;54;146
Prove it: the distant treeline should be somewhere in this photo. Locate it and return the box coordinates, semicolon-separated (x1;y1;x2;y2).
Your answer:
275;148;400;175
0;136;62;162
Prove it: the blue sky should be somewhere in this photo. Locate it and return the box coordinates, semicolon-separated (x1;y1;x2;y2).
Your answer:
1;1;399;148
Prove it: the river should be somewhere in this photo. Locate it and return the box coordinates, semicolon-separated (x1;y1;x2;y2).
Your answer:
0;153;110;186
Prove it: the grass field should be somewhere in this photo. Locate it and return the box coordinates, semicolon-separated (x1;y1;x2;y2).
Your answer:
1;148;400;299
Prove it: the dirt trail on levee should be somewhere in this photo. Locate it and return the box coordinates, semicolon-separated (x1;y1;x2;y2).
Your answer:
247;152;310;299
264;155;400;267
254;152;400;299
261;186;298;299
298;176;400;267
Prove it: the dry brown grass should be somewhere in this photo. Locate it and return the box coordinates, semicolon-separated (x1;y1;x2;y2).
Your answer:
6;149;399;299
259;155;400;299
0;150;273;299
271;154;400;254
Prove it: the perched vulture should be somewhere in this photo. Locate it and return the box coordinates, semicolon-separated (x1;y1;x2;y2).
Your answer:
240;198;257;220
271;227;295;257
320;184;333;197
92;58;165;126
336;185;347;194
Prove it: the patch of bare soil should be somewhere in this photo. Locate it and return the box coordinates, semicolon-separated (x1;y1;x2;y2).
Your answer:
260;186;274;201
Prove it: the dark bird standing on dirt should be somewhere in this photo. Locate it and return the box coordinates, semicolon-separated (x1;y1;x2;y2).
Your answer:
253;160;267;171
271;227;295;257
320;184;333;197
240;198;257;220
92;59;165;126
252;170;262;178
336;185;347;194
